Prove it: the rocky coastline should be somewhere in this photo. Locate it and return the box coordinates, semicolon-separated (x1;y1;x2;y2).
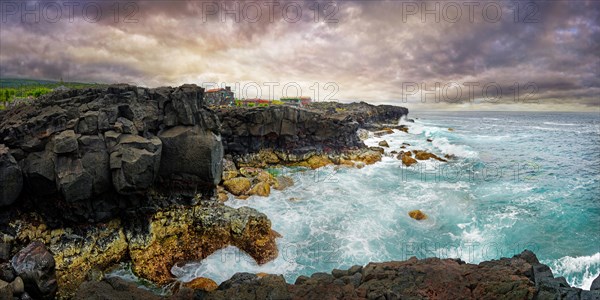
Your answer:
1;84;598;299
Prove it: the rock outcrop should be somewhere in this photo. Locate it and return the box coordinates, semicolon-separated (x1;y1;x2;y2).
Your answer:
216;102;408;168
127;203;278;285
74;250;600;300
0;84;223;224
7;201;279;298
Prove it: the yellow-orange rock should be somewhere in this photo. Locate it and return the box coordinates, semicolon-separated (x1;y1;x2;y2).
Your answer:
223;177;251;195
358;150;382;165
400;153;418;167
128;204;279;284
413;150;447;162
408;210;428;220
374;128;394;137
249;182;271;197
256;272;269;278
448;128;454;132
184;277;218;291
306;155;332;169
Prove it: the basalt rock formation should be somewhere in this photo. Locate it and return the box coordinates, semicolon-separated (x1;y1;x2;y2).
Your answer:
0;84;223;225
216;102;408;168
74;250;600;300
5;201;278;298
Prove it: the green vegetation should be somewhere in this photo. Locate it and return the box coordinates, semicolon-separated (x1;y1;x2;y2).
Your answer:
0;78;104;109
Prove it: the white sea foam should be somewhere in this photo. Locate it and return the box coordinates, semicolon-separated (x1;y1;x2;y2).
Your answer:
431;137;478;158
545;253;600;290
543;122;579;126
171;245;300;284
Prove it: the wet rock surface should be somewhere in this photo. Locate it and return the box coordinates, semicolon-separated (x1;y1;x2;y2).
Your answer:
0;84;222;225
73;250;599;300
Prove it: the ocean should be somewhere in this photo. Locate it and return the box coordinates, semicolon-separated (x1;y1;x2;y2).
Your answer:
171;111;600;290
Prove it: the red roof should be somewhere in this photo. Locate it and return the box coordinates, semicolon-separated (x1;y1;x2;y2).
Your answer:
205;88;225;93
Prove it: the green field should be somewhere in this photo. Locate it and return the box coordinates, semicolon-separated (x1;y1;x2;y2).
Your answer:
0;78;104;109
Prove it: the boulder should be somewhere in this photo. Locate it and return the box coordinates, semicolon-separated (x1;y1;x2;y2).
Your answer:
54;156;93;202
158;125;223;188
413;150;447;162
22;151;56;196
378;140;389;147
223;177;251;196
248;182;270;197
0;145;23;207
408;209;427;220
373;129;394;137
52;130;78;154
11;241;57;299
114;117;137;134
184;277;218;291
399;153;417;167
110;134;162;194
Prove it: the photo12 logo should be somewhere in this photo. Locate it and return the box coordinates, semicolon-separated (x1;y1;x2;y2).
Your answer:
1;1;139;23
400;82;539;104
200;1;339;23
202;81;339;102
398;1;540;23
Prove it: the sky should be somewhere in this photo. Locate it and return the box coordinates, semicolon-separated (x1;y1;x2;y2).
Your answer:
0;0;599;111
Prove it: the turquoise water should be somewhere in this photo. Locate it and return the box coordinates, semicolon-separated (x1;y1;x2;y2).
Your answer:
173;111;600;290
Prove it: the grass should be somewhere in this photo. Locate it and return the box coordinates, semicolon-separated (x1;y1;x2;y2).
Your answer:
0;78;104;109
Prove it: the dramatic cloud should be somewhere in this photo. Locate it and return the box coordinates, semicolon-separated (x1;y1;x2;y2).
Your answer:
0;0;598;111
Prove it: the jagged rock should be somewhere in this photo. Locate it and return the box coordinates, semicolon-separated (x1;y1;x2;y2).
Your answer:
0;145;22;207
239;167;261;178
369;146;385;154
217;103;407;163
76;111;99;135
158;125;223;189
10;241;57;299
223;177;251;196
248;182;270;197
127;204;279;284
399;152;417;167
408;209;428;220
373;129;394;137
52;130;78;154
221;158;238;181
110;134;162;195
0;84;223;223
54;156;93;202
114;117;137;134
413;150;447;162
